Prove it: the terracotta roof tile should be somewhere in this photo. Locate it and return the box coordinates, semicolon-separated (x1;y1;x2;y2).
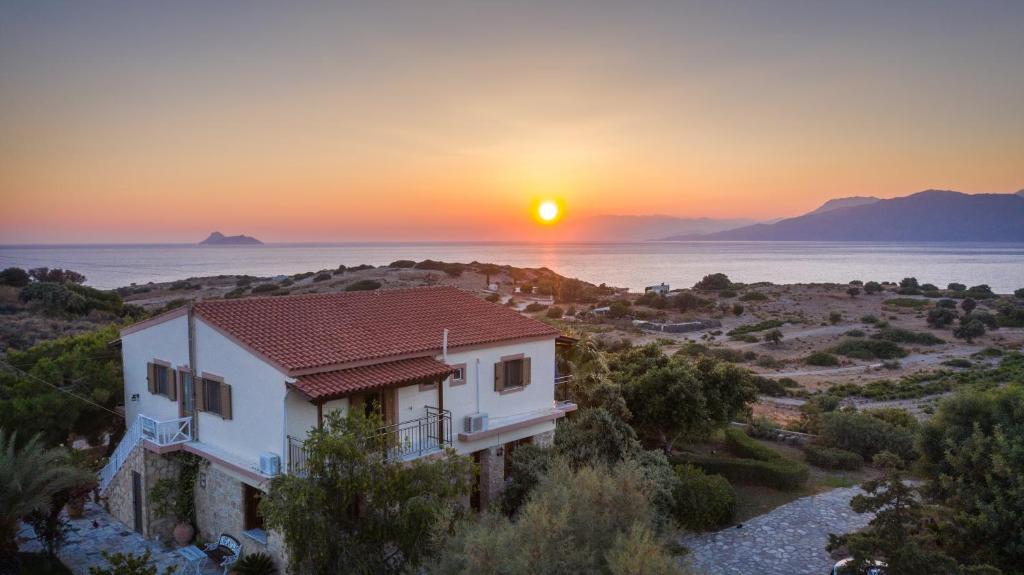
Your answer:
193;286;559;372
293;356;454;400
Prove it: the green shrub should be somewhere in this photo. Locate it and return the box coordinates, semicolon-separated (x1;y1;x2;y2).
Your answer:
883;298;931;310
927;307;958;328
672;464;736;530
232;552;279;575
746;416;781;439
718;289;737;299
313;273;331;282
830;339;907;360
524;302;548;312
388;260;416;268
251;283;278;294
727;319;784;336
871;328;944;345
803;444;864;470
752;377;790;397
345;279;381;291
694;273;732;290
860;314;878;324
224;287;247;299
484;292;500;303
672;453;808;491
819;411;916;461
546;305;564;319
805;351;839;366
941;358;972;368
414;259;464;276
828;311;843;324
844;329;865;337
724;427;781;462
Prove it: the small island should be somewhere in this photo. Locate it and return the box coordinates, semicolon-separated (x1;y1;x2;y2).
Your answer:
199;231;263;245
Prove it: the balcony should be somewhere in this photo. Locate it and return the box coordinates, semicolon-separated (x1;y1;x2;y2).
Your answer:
139;415;193;446
287;406;452;475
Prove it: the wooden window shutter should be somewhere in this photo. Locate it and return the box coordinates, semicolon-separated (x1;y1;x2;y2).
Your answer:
195;379;206;412
147;363;157;394
494;361;505;392
167;370;178;401
220;382;233;420
523;357;532;386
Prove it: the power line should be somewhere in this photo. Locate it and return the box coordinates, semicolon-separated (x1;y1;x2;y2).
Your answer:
0;358;124;419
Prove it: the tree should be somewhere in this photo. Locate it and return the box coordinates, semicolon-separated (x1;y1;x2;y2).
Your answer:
863;281;882;294
615;347;756;452
917;385;1024;572
961;298;977;314
899;277;919;289
693;273;731;291
0;267;29;288
927;307;958;328
953;319;985;343
828;453;981;575
434;461;689;575
27;267;86;284
0;430;92;561
829;311;843;324
947;283;967;292
0;325;124;449
847;287;861;298
764;328;783;345
1015;288;1024;299
259;410;473;575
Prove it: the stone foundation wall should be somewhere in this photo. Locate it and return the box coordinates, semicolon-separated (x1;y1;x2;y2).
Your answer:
477;446;505;510
102;445;180;542
193;463;288;570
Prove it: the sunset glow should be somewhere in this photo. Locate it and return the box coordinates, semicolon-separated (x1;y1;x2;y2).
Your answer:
1;2;1022;244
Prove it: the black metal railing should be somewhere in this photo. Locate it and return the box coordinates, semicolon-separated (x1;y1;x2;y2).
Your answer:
286;407;453;474
371;406;453;462
554;372;574;403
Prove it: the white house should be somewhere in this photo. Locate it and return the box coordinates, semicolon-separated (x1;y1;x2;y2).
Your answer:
100;286;575;567
644;283;670;295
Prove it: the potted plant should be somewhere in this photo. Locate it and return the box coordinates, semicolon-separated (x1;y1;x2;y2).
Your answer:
231;552;278;575
149;453;204;546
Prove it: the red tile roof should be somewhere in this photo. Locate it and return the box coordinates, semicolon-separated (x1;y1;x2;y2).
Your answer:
193;286;559;373
293;356;454;400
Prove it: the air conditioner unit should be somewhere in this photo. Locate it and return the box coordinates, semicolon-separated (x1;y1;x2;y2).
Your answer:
259;452;281;476
464;413;488;433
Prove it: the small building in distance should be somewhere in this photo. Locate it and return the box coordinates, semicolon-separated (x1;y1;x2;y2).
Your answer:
644;283;670;295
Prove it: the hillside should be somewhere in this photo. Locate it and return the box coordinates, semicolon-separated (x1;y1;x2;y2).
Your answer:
556;214;755;242
674;190;1024;242
805;196;879;215
200;231;263;245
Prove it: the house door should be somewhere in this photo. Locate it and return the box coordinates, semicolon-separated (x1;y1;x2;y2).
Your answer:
355;388;396;426
178;370;195;421
132;471;143;533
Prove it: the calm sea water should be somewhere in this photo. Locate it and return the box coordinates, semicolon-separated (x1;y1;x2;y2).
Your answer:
1;242;1023;293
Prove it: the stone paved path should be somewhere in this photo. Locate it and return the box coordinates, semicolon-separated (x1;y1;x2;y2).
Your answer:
680;487;870;575
18;502;216;574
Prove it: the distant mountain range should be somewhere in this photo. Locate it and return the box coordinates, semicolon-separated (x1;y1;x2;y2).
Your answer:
199;231;263;245
662;190;1024;242
557;215;756;242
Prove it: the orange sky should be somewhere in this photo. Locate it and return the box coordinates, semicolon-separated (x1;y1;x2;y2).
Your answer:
1;2;1022;243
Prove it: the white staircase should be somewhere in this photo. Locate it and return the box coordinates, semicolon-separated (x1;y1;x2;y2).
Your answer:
98;415;192;493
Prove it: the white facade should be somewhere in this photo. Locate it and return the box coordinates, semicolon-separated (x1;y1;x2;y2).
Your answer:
119;309;562;474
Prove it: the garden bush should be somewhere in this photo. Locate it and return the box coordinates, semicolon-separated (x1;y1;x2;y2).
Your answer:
803;444;863;470
524;302;548;312
818;411;916;461
672;464;736;530
672;453;808;491
724;427;781;462
545;305;564;319
738;291;768;302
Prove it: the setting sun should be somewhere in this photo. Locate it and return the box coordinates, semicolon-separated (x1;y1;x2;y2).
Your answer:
538;201;559;223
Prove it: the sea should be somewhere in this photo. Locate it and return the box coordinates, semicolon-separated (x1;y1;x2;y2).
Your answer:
1;242;1023;294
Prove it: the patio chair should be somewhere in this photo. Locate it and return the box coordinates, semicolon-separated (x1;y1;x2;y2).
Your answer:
202;533;241;574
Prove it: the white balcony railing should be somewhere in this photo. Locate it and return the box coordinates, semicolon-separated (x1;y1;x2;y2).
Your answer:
139;415;192;446
98;414;193;493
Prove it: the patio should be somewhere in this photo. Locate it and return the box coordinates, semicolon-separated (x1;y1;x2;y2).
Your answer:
18;501;220;575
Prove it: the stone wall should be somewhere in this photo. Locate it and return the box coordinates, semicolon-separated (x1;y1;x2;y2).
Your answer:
193;462;288;570
102;445;180;542
477;446;505;510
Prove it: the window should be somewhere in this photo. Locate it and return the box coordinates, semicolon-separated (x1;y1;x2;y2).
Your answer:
196;376;232;419
494;356;531;392
449;364;467;386
148;362;175;400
